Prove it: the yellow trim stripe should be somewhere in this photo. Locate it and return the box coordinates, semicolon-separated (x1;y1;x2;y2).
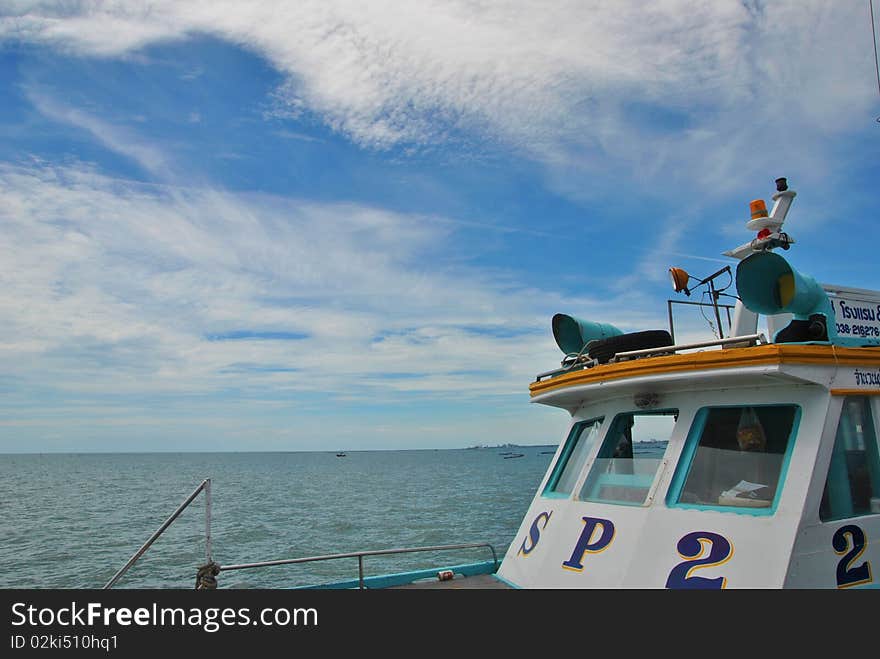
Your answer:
830;389;880;396
530;344;880;398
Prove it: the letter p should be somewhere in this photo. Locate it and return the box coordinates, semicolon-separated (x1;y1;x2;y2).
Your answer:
562;516;615;571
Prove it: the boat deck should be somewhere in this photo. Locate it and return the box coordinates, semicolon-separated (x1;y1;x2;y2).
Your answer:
390;573;512;589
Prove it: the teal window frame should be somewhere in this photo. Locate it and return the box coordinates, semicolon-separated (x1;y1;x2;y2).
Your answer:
542;416;604;499
819;396;880;522
665;404;801;516
577;409;677;507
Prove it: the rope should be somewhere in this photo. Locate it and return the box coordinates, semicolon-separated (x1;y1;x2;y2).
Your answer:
195;562;221;590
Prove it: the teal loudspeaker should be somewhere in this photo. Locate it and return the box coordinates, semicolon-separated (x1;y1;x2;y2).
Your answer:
552;314;623;355
736;251;836;343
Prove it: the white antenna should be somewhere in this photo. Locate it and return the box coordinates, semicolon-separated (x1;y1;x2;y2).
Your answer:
723;177;796;261
725;177;797;338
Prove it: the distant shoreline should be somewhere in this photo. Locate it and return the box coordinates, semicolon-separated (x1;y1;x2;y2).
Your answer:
0;444;558;456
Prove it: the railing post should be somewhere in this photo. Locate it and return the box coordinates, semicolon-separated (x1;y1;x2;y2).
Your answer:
358;555;365;590
205;478;213;565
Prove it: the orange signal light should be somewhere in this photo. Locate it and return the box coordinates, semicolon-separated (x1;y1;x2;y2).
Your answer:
669;267;691;295
750;199;768;220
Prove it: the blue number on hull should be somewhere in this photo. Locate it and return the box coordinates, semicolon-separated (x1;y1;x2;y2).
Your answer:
833;524;873;589
665;531;733;589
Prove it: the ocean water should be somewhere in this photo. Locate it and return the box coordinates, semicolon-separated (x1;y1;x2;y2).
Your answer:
0;447;555;589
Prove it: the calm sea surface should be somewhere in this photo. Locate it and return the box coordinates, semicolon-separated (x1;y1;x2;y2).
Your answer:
0;448;555;589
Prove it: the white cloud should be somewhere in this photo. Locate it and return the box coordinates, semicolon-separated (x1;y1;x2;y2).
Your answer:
2;1;875;189
0;159;669;407
3;2;875;450
25;87;171;175
2;158;666;448
0;162;565;396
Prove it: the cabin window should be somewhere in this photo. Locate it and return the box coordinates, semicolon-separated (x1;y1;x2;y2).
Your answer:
543;417;604;497
578;410;676;506
671;405;799;512
819;396;880;522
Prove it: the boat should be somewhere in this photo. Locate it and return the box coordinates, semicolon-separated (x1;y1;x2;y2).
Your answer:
106;176;880;589
335;452;347;457
495;176;880;588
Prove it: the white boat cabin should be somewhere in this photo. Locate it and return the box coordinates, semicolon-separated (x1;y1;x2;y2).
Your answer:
497;179;880;588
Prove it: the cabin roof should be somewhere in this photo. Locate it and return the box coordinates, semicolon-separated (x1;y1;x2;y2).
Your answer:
530;343;880;410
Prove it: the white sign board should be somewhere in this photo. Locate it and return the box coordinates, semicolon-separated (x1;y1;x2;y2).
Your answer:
824;285;880;344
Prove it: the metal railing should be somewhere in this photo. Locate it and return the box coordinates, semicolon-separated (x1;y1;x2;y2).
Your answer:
217;542;499;590
535;332;767;382
609;332;767;362
103;477;497;589
667;298;736;343
104;478;212;589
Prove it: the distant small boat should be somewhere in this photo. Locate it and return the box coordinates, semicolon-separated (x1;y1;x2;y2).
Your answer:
503;453;524;459
336;452;347;457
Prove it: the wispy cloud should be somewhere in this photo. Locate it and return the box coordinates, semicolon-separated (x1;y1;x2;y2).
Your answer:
274;130;323;143
2;2;875;191
25;86;171;176
205;331;310;342
0;160;661;411
2;2;876;451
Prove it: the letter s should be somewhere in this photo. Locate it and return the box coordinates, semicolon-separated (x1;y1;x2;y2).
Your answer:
519;511;552;556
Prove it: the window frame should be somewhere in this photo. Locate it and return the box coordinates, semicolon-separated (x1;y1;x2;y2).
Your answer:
665;403;801;516
542;416;605;499
576;408;678;507
819;395;880;523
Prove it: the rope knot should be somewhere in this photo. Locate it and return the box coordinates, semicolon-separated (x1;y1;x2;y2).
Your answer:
195;561;220;590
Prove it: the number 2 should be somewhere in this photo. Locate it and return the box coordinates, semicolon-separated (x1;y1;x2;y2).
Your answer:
666;531;733;589
833;524;872;589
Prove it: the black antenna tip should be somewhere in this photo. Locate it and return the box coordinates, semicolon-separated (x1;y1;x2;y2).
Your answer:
775;177;788;192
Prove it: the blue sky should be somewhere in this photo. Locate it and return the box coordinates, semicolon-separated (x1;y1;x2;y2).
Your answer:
1;1;879;452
